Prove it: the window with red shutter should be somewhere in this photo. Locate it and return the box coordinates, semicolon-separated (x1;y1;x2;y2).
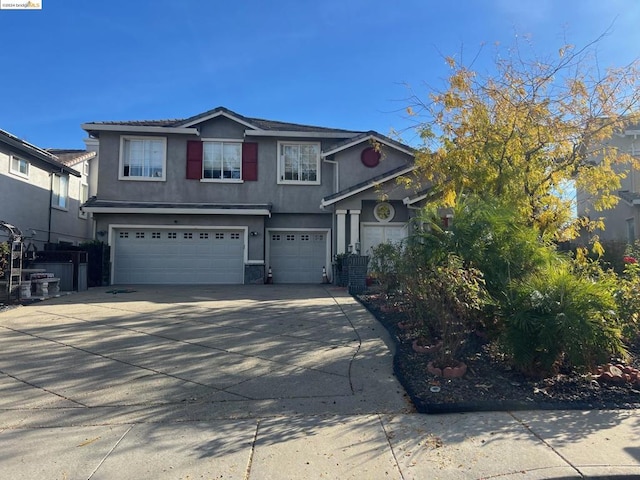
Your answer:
242;142;258;181
186;141;203;179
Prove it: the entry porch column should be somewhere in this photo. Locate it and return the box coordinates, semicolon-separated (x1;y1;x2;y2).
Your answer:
336;209;347;254
349;209;361;254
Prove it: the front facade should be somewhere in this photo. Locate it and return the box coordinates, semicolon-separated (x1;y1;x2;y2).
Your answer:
82;107;421;285
578;127;640;244
0;129;95;249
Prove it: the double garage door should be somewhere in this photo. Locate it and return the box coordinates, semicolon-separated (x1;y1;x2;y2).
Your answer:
268;230;329;284
113;228;244;284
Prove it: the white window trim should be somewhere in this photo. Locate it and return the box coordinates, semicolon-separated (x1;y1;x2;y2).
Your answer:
200;138;244;183
373;202;395;223
51;173;69;211
9;154;29;179
277;141;321;185
118;135;167;181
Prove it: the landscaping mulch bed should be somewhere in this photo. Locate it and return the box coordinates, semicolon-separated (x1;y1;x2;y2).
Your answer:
357;292;640;413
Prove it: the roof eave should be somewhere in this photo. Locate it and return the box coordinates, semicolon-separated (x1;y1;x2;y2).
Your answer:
0;131;81;176
245;130;359;139
80;124;200;135
320;165;416;208
82;206;272;216
322;134;415;158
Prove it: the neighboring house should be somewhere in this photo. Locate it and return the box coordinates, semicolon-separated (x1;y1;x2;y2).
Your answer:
81;106;422;285
0;128;96;250
577;126;640;244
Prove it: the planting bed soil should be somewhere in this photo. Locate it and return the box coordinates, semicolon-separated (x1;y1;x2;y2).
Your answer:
358;292;640;413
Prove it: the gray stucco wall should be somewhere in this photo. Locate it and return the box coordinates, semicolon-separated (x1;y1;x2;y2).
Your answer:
265;213;332;229
578;133;639;243
93;118;356;213
0;144;90;247
333;143;413;192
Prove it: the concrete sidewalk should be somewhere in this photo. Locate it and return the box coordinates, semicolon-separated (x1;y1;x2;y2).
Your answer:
0;285;638;479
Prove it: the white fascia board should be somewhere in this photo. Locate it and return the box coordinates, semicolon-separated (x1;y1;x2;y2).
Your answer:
322;135;414;158
180;111;259;129
245;130;358;139
320;165;416;208
83;206;271;216
403;193;428;205
81;124;199;135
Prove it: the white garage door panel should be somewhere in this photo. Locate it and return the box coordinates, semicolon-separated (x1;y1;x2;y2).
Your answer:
269;231;328;284
361;224;407;256
113;229;244;285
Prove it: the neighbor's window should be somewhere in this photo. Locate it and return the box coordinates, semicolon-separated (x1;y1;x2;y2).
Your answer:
52;174;69;209
119;136;166;180
203;141;241;180
10;155;29;178
277;141;320;184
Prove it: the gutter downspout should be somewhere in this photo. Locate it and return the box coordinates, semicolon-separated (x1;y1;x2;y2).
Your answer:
48;173;54;244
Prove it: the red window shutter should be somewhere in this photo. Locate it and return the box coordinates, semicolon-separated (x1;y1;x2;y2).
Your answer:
242;142;258;181
186;141;203;179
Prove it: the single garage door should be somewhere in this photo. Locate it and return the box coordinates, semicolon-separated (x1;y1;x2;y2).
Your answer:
113;228;244;284
268;230;328;283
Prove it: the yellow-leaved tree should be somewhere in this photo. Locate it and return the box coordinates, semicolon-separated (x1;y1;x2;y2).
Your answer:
405;36;640;240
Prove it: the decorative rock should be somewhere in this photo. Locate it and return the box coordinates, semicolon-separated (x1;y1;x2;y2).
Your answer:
427;361;467;378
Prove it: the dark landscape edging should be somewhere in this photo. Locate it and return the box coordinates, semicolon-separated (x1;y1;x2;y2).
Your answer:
356;294;640;414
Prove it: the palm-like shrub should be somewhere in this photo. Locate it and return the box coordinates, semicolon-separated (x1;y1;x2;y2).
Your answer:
503;262;626;377
423;196;557;298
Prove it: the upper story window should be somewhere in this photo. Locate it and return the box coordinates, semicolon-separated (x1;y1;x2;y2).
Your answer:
203;140;241;181
119;136;166;181
52;173;69;210
10;155;29;178
277;141;320;185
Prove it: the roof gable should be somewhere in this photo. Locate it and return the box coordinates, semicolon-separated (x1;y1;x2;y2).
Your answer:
83;106;363;138
320;164;416;208
322;131;415;158
46;149;96;166
177;106;260;129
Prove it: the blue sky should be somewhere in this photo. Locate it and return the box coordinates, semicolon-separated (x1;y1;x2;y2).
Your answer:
0;0;638;150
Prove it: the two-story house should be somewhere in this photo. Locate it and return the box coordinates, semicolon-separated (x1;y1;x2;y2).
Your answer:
577;126;640;245
0;129;95;249
81;107;421;285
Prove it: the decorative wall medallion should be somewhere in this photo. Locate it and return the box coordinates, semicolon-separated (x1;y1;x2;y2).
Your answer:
361;147;381;168
374;202;395;222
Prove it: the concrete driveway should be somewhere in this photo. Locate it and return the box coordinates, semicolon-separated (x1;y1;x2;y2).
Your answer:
0;285;411;424
3;285;638;480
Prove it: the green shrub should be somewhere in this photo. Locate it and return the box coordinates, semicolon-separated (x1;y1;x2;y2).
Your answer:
368;242;403;295
421;254;491;367
615;253;640;342
502;262;626;377
416;196;558;299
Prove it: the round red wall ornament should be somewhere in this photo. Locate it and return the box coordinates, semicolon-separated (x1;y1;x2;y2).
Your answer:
361;147;381;167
